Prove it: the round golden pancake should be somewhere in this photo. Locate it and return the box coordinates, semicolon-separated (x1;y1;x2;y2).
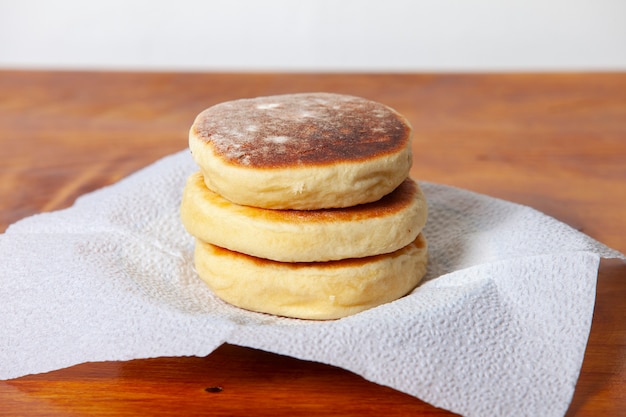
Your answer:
180;172;428;262
189;92;412;209
193;234;428;320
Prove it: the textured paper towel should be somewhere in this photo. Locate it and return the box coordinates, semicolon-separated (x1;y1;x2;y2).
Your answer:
1;150;623;417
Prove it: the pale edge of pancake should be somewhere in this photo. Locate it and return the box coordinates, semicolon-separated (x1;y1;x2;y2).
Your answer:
188;132;413;210
193;234;428;320
181;172;428;262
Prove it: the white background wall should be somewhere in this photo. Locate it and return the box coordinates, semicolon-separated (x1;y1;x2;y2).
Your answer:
1;0;625;72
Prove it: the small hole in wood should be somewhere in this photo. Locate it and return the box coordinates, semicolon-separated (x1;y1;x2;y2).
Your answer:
205;386;223;393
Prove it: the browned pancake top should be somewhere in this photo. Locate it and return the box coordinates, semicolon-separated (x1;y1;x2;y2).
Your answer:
191;93;411;168
256;178;419;222
206;233;427;269
192;173;420;223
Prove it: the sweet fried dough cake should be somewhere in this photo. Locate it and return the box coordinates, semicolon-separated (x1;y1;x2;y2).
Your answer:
194;234;428;320
182;93;428;320
189;92;413;210
181;171;428;262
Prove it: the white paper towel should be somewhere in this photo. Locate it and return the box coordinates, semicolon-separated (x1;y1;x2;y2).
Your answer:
1;150;623;417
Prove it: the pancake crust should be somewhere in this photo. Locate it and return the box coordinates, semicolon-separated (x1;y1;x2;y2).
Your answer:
191;93;410;168
189;93;413;209
194;234;428;320
180;171;428;262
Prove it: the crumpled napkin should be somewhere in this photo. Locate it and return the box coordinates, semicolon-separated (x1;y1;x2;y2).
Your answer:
1;150;623;417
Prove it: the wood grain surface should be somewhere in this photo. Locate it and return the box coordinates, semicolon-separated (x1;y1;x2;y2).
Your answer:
0;71;624;416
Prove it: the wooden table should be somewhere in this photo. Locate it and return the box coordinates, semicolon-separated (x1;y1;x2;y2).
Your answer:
1;71;624;416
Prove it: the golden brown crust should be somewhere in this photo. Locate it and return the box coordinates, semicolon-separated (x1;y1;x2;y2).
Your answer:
200;176;420;223
190;93;411;169
210;232;428;269
262;178;418;222
194;234;428;320
180;172;428;262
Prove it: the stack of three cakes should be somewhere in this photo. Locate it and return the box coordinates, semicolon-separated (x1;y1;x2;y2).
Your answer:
181;93;428;320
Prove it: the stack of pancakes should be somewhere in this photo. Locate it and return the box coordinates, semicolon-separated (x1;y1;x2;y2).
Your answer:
180;93;428;320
